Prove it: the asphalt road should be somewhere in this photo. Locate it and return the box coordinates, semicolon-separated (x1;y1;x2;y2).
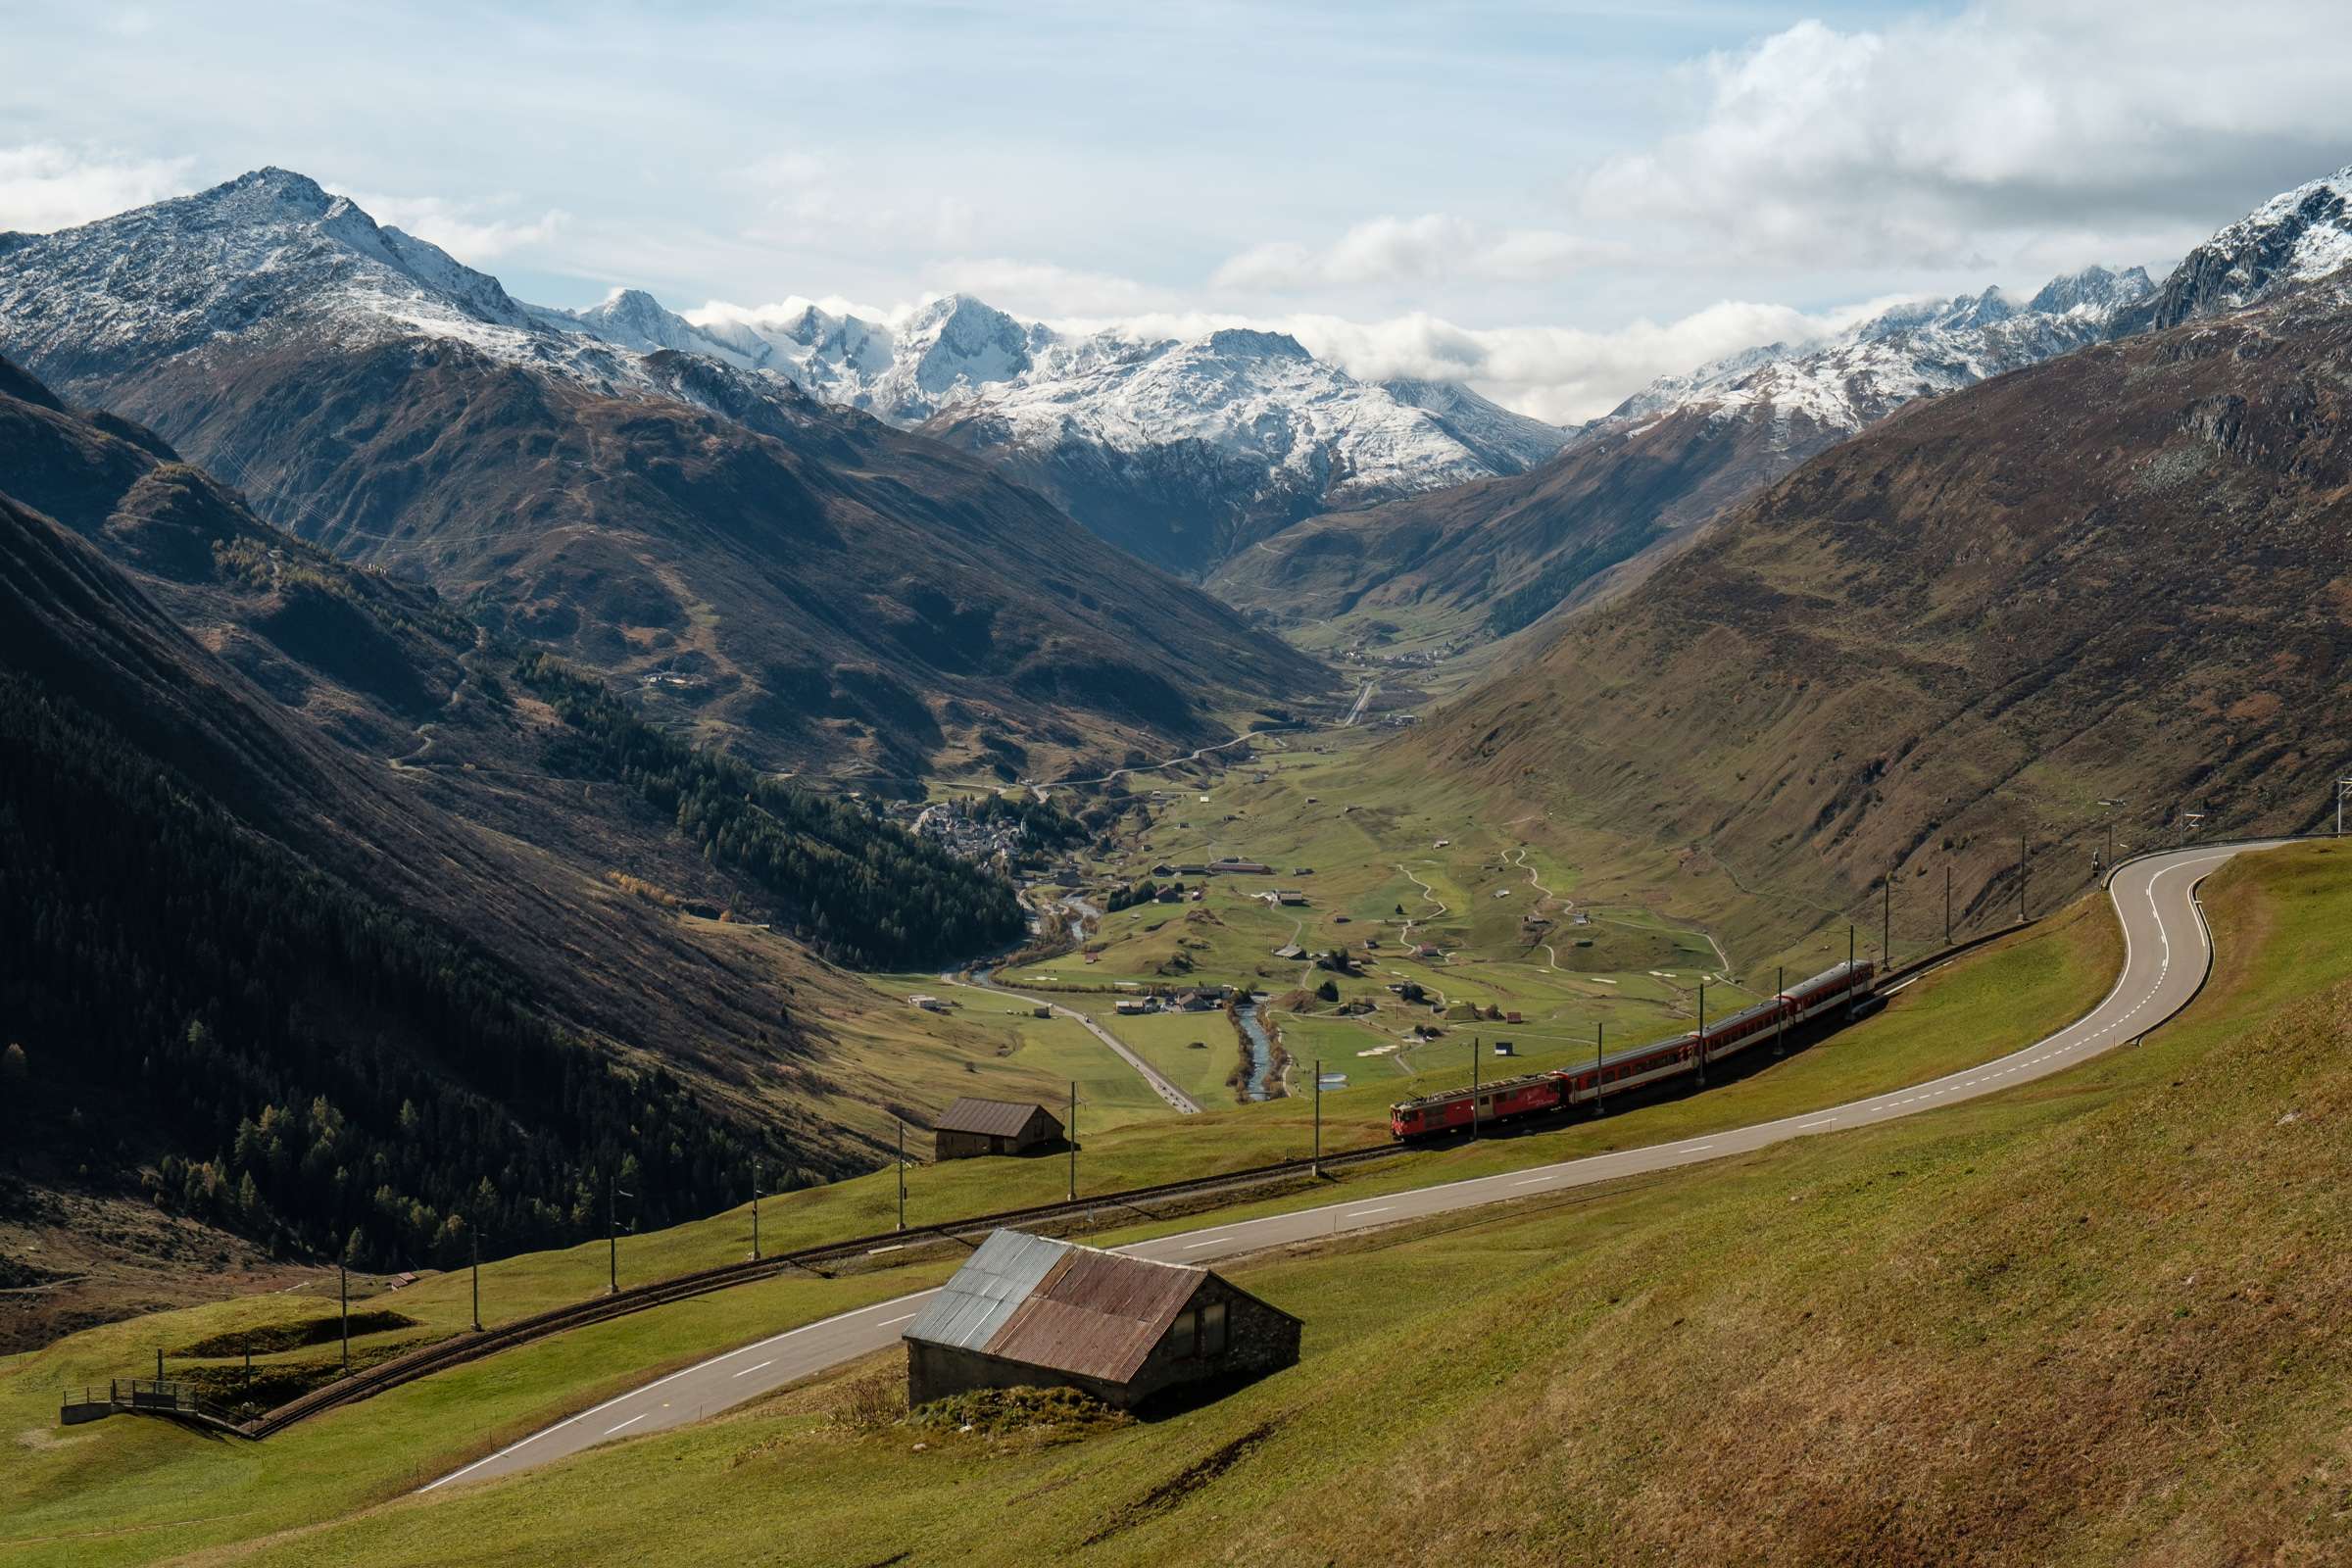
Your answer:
420;842;2258;1494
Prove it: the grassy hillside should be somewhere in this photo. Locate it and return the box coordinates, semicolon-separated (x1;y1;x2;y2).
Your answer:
1405;284;2352;957
148;840;2349;1567
0;860;2132;1566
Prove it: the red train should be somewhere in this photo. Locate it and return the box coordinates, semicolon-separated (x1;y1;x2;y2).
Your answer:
1389;960;1877;1140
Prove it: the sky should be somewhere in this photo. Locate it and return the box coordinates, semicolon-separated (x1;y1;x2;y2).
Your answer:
4;0;2349;421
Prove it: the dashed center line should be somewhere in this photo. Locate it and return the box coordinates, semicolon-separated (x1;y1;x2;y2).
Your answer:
604;1413;647;1435
1346;1205;1396;1218
729;1359;774;1379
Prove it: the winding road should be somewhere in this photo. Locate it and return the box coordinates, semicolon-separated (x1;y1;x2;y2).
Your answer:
420;842;2262;1494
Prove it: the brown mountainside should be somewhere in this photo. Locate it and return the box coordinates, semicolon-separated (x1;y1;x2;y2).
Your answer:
1405;285;2352;956
1207;399;1842;645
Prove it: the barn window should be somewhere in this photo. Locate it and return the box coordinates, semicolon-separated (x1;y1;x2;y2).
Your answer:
1169;1308;1197;1357
1200;1300;1228;1355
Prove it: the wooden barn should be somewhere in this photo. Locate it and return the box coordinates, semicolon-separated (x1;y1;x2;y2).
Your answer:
931;1098;1063;1160
901;1230;1301;1410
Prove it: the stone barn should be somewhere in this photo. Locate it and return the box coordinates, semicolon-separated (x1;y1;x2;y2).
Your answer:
932;1098;1063;1160
902;1230;1301;1410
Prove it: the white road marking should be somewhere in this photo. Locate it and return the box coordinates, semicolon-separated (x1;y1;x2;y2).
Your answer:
604;1413;647;1435
1181;1237;1229;1250
729;1360;774;1378
1346;1205;1396;1218
876;1313;917;1327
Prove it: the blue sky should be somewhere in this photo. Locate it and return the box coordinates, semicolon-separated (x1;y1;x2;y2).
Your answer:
5;0;2347;418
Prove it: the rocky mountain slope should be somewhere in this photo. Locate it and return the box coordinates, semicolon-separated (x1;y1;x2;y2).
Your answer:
0;350;1110;1337
0;171;1327;782
1402;259;2352;954
1211;266;2152;647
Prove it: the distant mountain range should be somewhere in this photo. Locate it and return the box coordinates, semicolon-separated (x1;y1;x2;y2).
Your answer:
1211;264;2155;644
539;286;1572;576
0;170;1328;780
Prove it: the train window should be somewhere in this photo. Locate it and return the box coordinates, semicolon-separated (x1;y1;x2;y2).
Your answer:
1200;1300;1228;1355
1169;1308;1197;1357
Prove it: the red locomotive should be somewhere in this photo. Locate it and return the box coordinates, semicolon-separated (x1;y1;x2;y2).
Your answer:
1389;960;1876;1140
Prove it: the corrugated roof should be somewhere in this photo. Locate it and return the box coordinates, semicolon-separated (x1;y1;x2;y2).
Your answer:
902;1230;1069;1351
903;1231;1211;1385
933;1098;1056;1138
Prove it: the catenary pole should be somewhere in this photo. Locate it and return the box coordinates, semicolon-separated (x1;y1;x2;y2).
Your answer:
753;1157;761;1261
1471;1036;1481;1138
897;1121;906;1231
470;1229;480;1332
1695;981;1707;1086
1775;964;1787;1055
1594;1022;1605;1113
2020;833;2030;922
1312;1058;1322;1176
1067;1081;1076;1200
1884;870;1891;969
1945;863;1952;945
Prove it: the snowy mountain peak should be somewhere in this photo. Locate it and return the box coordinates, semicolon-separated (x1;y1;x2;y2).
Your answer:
2026;264;2154;318
2132;165;2352;330
1604;262;2152;437
1202;326;1313;362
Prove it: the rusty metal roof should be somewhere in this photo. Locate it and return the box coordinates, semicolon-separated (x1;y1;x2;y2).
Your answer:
932;1098;1057;1138
903;1230;1209;1384
904;1230;1068;1351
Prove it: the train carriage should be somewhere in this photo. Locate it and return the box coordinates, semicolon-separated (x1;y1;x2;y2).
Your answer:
1388;959;1879;1141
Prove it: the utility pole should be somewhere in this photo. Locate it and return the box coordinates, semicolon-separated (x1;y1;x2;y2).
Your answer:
606;1172;632;1296
752;1157;761;1261
1848;923;1855;973
897;1121;907;1231
1593;1022;1605;1114
157;1346;164;1382
1471;1036;1481;1138
470;1228;481;1333
2020;833;2029;923
1312;1058;1322;1176
1944;863;1952;946
339;1257;350;1372
1066;1081;1076;1201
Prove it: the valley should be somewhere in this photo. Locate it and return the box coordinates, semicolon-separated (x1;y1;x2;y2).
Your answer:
3;86;2350;1568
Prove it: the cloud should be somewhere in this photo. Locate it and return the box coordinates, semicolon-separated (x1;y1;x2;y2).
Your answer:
342;189;569;264
1582;3;2352;273
1213;214;1617;292
0;143;195;233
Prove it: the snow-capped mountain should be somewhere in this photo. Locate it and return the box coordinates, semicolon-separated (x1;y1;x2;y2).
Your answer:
1601;264;2154;438
553;291;1570;574
0;167;1329;778
2125;163;2352;331
0;168;651;393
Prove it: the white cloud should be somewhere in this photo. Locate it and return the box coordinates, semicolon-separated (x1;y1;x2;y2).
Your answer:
1213;214;1617;291
0;143;194;234
1582;3;2352;273
342;189;569;264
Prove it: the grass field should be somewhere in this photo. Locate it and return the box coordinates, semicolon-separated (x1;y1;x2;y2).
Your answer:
0;861;2142;1567
125;839;2350;1567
